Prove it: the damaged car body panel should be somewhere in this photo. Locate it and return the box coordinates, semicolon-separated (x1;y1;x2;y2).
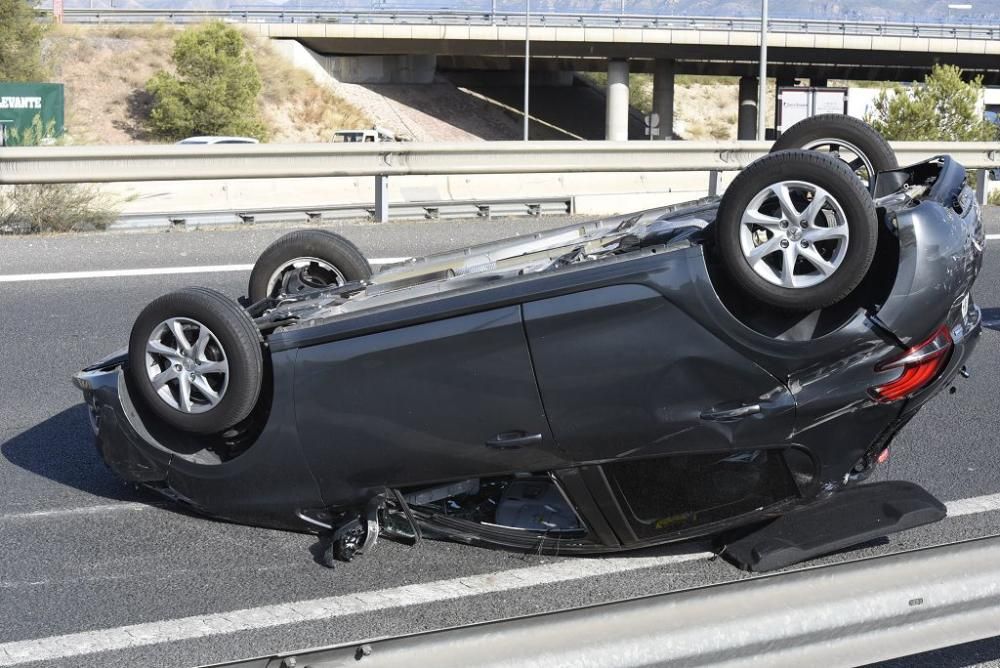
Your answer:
74;156;984;566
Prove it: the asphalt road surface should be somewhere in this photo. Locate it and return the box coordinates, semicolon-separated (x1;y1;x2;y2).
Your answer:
1;212;999;668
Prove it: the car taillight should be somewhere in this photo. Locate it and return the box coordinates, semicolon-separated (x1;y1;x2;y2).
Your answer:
870;326;953;403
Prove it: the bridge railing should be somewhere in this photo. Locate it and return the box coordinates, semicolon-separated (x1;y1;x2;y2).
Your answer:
55;6;1000;39
2;141;997;221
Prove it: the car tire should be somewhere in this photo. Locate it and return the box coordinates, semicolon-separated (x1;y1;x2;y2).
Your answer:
248;230;372;303
771;114;898;194
128;287;263;434
715;150;878;311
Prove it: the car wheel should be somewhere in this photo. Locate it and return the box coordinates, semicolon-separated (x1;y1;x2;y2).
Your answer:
715;150;878;311
248;230;372;303
771;114;898;194
128;287;263;434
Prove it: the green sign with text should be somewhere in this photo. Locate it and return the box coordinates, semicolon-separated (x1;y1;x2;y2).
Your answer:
0;82;65;146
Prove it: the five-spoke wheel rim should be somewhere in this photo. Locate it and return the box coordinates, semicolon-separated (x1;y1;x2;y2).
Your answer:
738;180;850;289
145;317;229;414
265;257;346;299
801;138;876;191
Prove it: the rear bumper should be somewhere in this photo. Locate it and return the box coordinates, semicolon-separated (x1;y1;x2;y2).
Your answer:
874;157;985;346
903;299;983;414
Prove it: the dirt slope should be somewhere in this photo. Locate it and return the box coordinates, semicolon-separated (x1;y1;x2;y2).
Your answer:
46;24;369;144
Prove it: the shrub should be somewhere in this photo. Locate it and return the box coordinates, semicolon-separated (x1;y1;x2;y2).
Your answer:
0;0;48;82
0;116;120;234
866;64;999;142
7;114;56;146
0;184;118;234
146;22;266;141
989;189;1000;207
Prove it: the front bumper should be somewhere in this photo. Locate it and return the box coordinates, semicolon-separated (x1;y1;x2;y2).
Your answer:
73;357;327;533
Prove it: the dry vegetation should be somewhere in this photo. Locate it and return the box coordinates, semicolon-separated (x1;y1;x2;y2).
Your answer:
46;24;370;144
675;78;777;140
0;184;119;234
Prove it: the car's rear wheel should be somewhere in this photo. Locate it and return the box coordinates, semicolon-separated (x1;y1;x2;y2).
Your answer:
248;230;372;303
771;114;898;194
128;287;263;434
715;150;878;311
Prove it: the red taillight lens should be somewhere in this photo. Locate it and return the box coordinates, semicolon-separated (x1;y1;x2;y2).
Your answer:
870;326;953;403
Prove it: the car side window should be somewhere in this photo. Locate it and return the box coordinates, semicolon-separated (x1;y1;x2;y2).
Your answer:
604;449;799;539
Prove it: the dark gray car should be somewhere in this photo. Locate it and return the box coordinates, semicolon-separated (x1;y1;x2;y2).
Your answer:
74;122;984;571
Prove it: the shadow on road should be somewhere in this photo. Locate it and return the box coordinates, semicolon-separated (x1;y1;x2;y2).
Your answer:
1;404;156;503
981;307;1000;333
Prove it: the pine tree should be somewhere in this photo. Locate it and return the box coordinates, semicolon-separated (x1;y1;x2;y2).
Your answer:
0;0;47;82
866;64;998;141
146;22;267;141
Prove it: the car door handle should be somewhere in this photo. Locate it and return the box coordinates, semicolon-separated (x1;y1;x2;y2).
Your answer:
700;404;762;422
485;431;543;449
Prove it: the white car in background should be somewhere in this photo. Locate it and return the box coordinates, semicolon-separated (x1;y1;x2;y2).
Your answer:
332;127;400;143
176;136;260;145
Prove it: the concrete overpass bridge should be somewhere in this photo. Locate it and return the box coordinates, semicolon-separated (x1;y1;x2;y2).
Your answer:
62;6;1000;140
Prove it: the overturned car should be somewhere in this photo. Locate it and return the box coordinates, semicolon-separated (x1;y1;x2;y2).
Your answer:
74;117;984;571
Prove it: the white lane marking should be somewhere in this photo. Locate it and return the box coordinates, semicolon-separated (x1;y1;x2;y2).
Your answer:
0;502;157;521
946;492;1000;517
6;490;998;524
2;489;1000;663
3;236;998;284
0;551;711;665
2;236;998;282
0;258;409;284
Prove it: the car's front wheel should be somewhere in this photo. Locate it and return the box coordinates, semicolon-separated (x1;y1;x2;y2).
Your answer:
128;287;263;434
714;150;878;311
248;230;372;303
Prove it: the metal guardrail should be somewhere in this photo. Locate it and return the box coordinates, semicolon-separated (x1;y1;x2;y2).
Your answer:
2;141;997;221
107;196;572;230
4;141;999;181
56;6;1000;40
0;141;781;182
208;535;1000;668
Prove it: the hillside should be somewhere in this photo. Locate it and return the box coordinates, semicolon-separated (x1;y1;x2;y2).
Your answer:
46;24;370;144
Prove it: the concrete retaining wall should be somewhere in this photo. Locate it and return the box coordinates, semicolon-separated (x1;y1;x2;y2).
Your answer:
270;39;436;85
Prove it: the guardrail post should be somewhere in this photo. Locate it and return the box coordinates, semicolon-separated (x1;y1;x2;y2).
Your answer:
708;170;720;197
975;168;989;207
374;174;389;223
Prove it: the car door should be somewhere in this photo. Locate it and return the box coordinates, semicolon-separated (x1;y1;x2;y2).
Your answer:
293;305;566;507
522;284;796;465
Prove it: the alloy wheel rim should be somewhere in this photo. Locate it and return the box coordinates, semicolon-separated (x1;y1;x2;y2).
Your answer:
738;180;850;289
145;317;229;414
801;138;876;191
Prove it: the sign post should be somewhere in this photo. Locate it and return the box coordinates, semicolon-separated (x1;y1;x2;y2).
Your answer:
644;113;660;141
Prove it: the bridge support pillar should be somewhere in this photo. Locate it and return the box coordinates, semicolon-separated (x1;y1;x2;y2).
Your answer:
606;58;630;141
652;59;675;140
738;76;758;140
